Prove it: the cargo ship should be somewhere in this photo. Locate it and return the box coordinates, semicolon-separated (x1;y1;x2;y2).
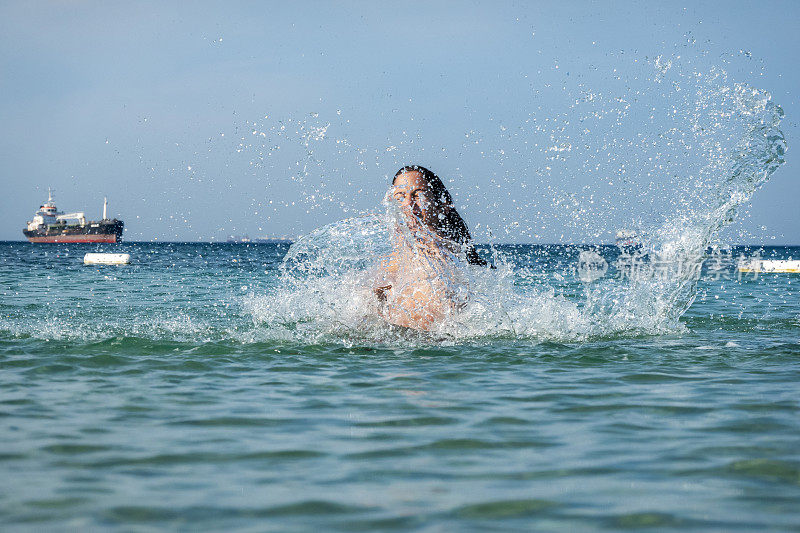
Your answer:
23;190;124;243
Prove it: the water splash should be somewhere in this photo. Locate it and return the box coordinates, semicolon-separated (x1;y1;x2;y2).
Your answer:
246;64;786;345
588;77;787;332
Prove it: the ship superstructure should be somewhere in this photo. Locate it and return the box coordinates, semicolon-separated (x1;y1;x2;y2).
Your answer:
23;189;124;243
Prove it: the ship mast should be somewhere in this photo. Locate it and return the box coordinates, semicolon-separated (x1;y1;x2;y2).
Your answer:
103;197;108;220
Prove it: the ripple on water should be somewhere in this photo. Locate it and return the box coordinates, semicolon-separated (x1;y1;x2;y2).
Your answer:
353;416;459;428
725;458;800;485
102;501;373;523
452;498;560;519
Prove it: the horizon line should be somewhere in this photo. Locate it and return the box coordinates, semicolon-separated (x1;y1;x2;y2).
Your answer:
2;240;800;247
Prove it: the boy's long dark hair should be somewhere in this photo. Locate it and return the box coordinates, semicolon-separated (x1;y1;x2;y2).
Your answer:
392;165;488;267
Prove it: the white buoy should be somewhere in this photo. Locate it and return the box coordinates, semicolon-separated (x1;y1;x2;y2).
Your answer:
84;253;130;265
738;259;800;273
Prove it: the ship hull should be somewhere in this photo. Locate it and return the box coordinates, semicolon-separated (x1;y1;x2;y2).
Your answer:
23;220;124;244
25;234;119;243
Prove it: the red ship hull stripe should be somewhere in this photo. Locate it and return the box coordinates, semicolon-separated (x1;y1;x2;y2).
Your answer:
26;235;118;243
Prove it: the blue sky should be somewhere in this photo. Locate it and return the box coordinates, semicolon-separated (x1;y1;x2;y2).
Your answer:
1;1;798;242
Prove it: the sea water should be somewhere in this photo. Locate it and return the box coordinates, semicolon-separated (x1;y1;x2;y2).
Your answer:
2;56;798;530
1;242;799;531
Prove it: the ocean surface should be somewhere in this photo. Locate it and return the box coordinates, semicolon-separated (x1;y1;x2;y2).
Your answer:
2;241;799;532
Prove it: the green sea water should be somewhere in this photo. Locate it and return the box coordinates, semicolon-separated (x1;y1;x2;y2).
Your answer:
2;241;799;531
